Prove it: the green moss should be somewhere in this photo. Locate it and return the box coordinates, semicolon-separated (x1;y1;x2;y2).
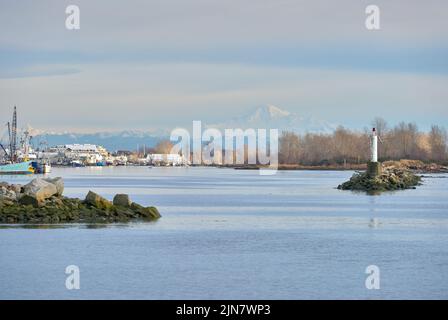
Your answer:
0;195;161;224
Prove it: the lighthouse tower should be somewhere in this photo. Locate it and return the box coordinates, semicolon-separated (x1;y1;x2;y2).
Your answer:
371;128;378;162
367;127;382;177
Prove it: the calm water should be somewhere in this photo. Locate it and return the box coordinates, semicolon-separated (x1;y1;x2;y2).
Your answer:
0;167;447;299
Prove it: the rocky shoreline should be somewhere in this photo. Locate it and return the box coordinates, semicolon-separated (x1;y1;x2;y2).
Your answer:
0;178;160;224
337;166;422;193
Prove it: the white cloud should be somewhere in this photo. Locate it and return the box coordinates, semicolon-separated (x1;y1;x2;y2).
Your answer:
0;0;447;132
0;0;447;51
1;62;447;131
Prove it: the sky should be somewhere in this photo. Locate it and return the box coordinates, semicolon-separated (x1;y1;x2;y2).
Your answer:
0;0;447;133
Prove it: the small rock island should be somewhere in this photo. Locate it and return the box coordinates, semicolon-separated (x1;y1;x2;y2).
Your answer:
337;164;422;193
338;128;423;194
0;178;160;224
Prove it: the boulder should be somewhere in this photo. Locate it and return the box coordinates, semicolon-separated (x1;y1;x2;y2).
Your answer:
130;202;161;219
18;194;40;207
10;184;23;194
1;185;18;201
84;191;113;210
44;177;64;196
0;182;10;188
23;178;58;203
145;206;161;219
113;194;132;207
0;195;15;206
6;190;17;201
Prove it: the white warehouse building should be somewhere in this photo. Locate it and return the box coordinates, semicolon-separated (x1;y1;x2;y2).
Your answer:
49;144;109;165
147;154;188;166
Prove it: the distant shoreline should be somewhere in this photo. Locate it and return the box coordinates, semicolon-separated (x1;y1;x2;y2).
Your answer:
216;160;448;174
30;162;448;174
230;164;366;171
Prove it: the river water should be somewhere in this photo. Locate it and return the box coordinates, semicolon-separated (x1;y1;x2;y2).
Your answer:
0;167;447;299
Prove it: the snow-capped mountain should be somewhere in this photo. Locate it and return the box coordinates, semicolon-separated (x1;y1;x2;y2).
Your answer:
208;105;336;134
30;105;336;151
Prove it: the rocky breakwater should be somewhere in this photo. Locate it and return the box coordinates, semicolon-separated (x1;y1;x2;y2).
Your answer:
0;178;160;224
337;166;422;194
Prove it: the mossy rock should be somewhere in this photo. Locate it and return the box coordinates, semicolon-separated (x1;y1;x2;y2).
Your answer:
130;203;161;219
338;168;421;194
84;191;114;210
1;189;161;224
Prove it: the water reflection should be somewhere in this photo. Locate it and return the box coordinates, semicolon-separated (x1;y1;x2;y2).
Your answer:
368;195;381;228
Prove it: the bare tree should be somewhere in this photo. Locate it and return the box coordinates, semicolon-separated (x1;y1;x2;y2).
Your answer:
279;131;301;164
371;117;388;137
386;122;424;160
429;125;448;162
277;123;446;166
154;140;174;154
371;117;390;160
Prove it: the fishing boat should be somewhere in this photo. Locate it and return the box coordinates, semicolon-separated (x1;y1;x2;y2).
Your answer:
0;106;39;175
0;161;35;175
40;163;52;174
71;160;85;167
33;161;51;174
96;160;107;167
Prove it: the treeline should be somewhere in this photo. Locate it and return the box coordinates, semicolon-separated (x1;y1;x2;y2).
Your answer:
279;118;448;165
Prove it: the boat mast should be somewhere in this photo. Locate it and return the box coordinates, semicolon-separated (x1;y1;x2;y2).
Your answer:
0;142;8;159
22;129;30;160
7;122;12;162
11;106;17;163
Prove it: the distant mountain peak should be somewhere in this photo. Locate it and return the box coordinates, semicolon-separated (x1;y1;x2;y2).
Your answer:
209;105;336;134
249;105;291;122
30;105;336;151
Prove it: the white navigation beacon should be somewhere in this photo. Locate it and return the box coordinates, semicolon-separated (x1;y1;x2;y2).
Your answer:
371;127;378;163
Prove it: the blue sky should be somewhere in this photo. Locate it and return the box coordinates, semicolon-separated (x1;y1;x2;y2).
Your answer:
0;0;447;132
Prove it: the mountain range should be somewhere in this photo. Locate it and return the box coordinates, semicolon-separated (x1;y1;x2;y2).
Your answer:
31;130;163;152
31;105;336;151
208;105;336;134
